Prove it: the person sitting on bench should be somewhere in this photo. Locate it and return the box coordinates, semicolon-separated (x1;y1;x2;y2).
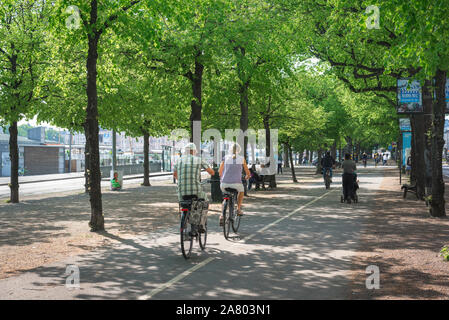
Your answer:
248;164;260;190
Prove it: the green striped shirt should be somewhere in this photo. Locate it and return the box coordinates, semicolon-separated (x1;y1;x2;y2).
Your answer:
174;155;210;201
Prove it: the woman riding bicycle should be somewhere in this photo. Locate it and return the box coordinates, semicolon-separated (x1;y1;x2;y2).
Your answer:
218;143;251;226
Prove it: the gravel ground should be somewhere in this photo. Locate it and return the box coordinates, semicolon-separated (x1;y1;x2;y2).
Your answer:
349;168;449;299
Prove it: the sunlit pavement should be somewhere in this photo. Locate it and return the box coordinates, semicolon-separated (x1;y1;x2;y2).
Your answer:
0;167;385;300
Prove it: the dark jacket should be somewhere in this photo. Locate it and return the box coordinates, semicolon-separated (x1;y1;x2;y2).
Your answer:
321;155;335;168
407;156;412;166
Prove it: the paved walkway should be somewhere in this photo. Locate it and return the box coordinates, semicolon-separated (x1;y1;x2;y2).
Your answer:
0;171;174;199
0;166;385;299
0;171;172;186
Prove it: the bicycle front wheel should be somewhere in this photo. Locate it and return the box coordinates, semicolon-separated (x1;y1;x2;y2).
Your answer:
180;212;193;259
232;213;241;232
223;199;231;239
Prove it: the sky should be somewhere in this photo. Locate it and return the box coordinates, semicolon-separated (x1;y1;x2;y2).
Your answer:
18;116;59;130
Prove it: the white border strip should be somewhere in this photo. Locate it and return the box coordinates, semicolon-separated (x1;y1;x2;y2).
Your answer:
138;189;335;300
138;257;216;300
242;189;336;242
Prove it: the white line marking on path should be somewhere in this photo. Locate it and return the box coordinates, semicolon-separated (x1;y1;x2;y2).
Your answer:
138;257;216;300
242;189;336;242
138;189;335;300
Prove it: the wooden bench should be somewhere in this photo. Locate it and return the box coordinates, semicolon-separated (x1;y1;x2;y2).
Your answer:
255;174;277;190
401;183;418;199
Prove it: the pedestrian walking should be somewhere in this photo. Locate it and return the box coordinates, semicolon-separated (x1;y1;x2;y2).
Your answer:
277;158;283;174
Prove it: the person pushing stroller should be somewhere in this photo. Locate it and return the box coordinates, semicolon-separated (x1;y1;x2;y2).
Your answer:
341;153;358;204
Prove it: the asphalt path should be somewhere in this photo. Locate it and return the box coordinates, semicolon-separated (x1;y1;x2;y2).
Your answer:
0;167;384;299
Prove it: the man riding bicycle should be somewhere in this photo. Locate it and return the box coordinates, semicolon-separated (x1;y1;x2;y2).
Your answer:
173;143;215;233
362;152;368;167
321;151;336;183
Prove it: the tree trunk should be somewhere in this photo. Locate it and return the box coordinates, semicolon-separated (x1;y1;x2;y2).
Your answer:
315;149;323;174
189;53;203;143
86;1;104;232
143;130;151;186
288;144;297;183
283;144;289;168
297;150;303;166
84;134;90;194
8;121;19;203
410;80;432;199
239;80;249;160
406;95;432;200
355;141;361;162
345;136;353;157
410;115;418;184
331;141;337;160
430;70;446;217
263;116;276;188
112;129;117;171
423;80;433;192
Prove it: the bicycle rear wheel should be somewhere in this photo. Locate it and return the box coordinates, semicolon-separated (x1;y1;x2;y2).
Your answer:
199;217;207;250
180;212;193;259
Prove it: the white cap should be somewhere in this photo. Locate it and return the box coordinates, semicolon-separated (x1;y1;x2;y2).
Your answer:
184;143;197;154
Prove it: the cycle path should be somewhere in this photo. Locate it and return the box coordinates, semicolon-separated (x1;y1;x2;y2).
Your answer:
0;168;384;299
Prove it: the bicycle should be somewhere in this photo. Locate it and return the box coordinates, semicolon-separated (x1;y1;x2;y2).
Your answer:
222;187;241;239
323;168;332;189
178;180;209;259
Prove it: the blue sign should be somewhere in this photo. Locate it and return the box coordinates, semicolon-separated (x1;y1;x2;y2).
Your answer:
402;132;412;167
399;118;411;131
397;79;423;113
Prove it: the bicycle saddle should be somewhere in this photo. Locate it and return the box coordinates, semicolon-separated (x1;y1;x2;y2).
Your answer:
224;188;238;193
182;195;198;200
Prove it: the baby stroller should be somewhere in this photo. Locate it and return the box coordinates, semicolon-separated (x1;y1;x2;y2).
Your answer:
340;173;359;203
